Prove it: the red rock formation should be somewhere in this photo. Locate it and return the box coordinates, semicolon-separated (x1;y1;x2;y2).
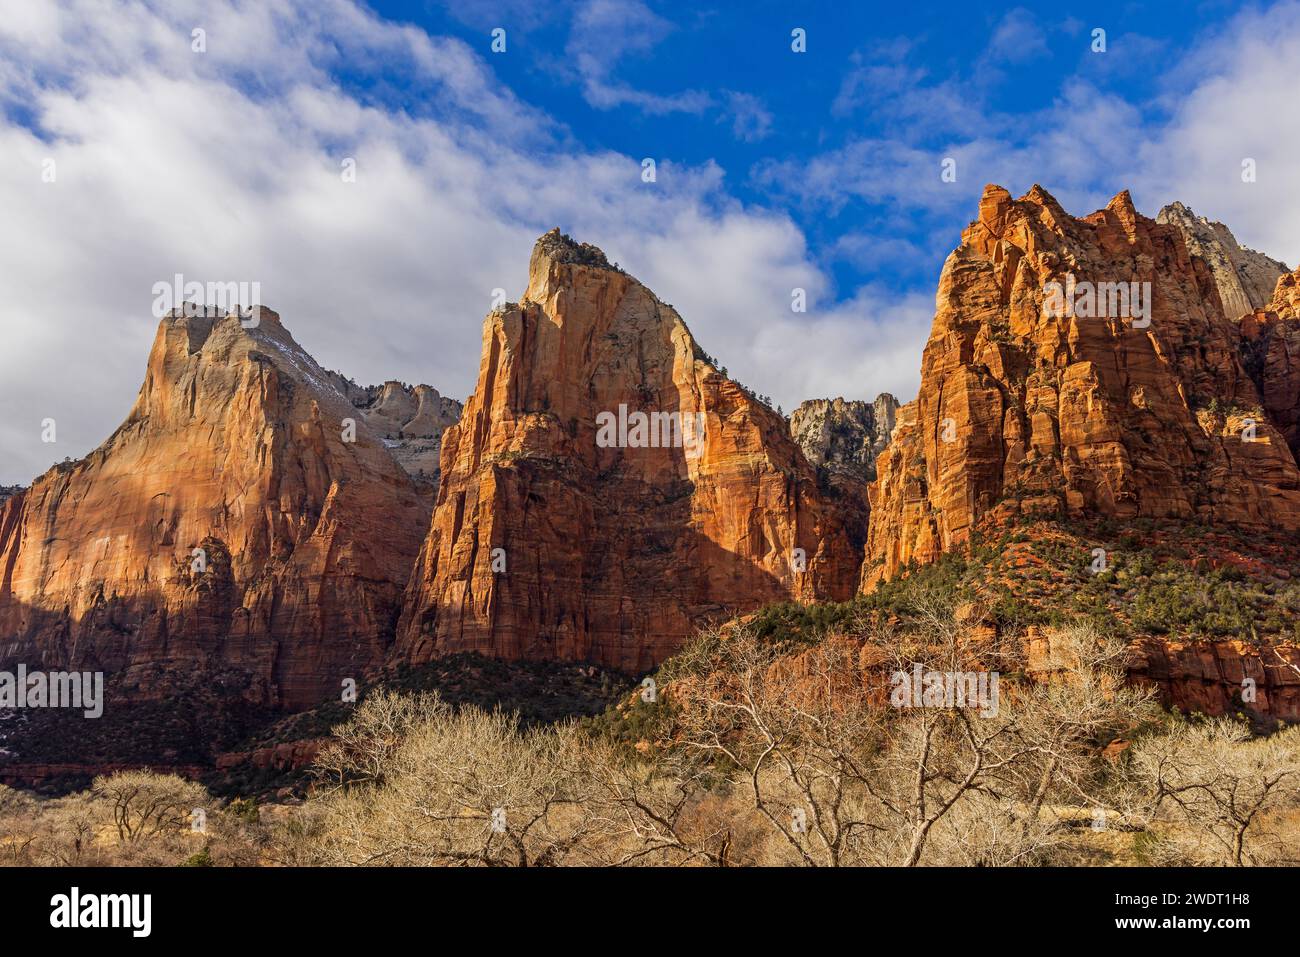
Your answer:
1239;269;1300;459
1027;631;1300;723
0;308;430;710
395;230;864;674
215;738;324;773
865;185;1300;586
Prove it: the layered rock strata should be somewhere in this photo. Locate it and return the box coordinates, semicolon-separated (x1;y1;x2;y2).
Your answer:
396;230;866;673
0;308;430;709
865;185;1300;586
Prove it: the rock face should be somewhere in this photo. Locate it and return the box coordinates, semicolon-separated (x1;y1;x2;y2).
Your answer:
865;185;1300;585
325;375;463;493
1028;631;1300;724
1156;201;1288;321
0;486;21;507
790;394;899;485
215;737;324;773
0;308;430;710
395;229;865;674
1238;269;1300;460
1129;637;1300;723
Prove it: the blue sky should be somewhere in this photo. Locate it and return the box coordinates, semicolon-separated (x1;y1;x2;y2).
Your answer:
1;0;1298;484
356;0;1267;296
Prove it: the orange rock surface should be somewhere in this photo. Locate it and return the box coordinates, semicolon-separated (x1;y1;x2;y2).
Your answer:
865;185;1300;586
395;230;865;673
1239;269;1300;459
1027;630;1300;722
0;308;430;710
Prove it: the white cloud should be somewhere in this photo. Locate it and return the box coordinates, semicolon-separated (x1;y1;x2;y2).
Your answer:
7;0;1296;488
984;8;1049;64
0;0;908;485
1128;2;1300;266
564;0;712;115
764;0;1300;269
722;92;773;143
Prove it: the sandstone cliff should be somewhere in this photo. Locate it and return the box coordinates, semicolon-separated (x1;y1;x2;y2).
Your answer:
1156;201;1288;321
865;185;1300;586
1238;269;1300;460
395;229;865;673
0;307;430;710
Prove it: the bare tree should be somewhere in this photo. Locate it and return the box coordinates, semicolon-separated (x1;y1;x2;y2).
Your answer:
90;771;210;844
582;742;743;866
1127;718;1300;866
669;629;891;865
0;786;40;865
998;623;1158;836
666;613;1153;866
313;699;612;866
35;794;101;866
314;690;446;790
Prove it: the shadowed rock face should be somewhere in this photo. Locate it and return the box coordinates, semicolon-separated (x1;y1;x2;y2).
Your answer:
1157;203;1300;461
1238;269;1300;461
0;308;431;710
395;229;866;674
865;185;1300;586
788;396;896;561
1157;201;1289;321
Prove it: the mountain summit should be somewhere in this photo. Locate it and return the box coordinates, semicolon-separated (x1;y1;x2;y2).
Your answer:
866;184;1300;585
0;307;432;709
395;231;865;672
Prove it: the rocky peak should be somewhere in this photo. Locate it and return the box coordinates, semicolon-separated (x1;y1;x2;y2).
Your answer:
323;373;463;493
790;393;900;484
523;229;634;312
138;306;350;420
864;184;1300;586
1156;201;1289;320
167;309;465;494
0;306;431;711
396;231;864;673
530;227;621;272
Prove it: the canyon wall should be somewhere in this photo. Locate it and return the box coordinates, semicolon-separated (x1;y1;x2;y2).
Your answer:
395;230;866;673
864;184;1300;586
1239;269;1300;460
0;308;430;710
